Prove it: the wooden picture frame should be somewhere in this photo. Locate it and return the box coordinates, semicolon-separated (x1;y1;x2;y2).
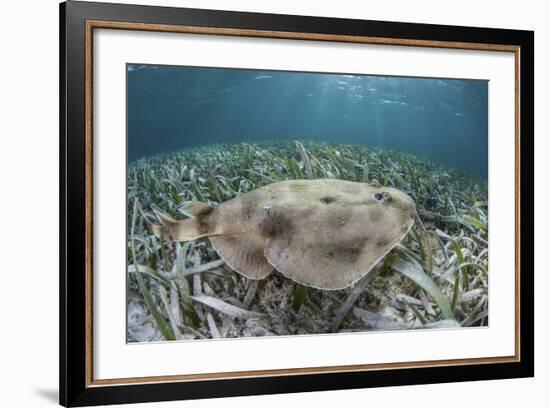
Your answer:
60;1;534;406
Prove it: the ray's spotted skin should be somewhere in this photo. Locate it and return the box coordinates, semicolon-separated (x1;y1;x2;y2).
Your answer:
147;179;415;290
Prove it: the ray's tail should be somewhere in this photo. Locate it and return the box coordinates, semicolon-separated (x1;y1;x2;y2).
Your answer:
145;202;217;241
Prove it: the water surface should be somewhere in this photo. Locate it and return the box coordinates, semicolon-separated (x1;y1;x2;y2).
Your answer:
127;64;488;177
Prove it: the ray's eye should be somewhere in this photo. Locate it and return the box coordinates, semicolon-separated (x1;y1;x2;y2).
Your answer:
374;191;392;203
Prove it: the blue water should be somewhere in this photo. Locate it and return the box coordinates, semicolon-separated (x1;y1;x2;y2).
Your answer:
127;64;488;178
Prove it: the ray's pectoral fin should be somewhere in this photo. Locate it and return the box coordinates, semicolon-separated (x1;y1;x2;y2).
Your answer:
264;236;397;290
263;237;367;290
210;235;273;280
145;202;218;241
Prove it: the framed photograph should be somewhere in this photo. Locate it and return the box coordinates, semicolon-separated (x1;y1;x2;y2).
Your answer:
60;1;534;406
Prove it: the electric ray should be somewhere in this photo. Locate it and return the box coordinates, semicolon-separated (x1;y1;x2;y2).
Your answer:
148;179;416;290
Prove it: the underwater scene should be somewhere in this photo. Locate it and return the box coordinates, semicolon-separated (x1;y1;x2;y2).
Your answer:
127;64;489;342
